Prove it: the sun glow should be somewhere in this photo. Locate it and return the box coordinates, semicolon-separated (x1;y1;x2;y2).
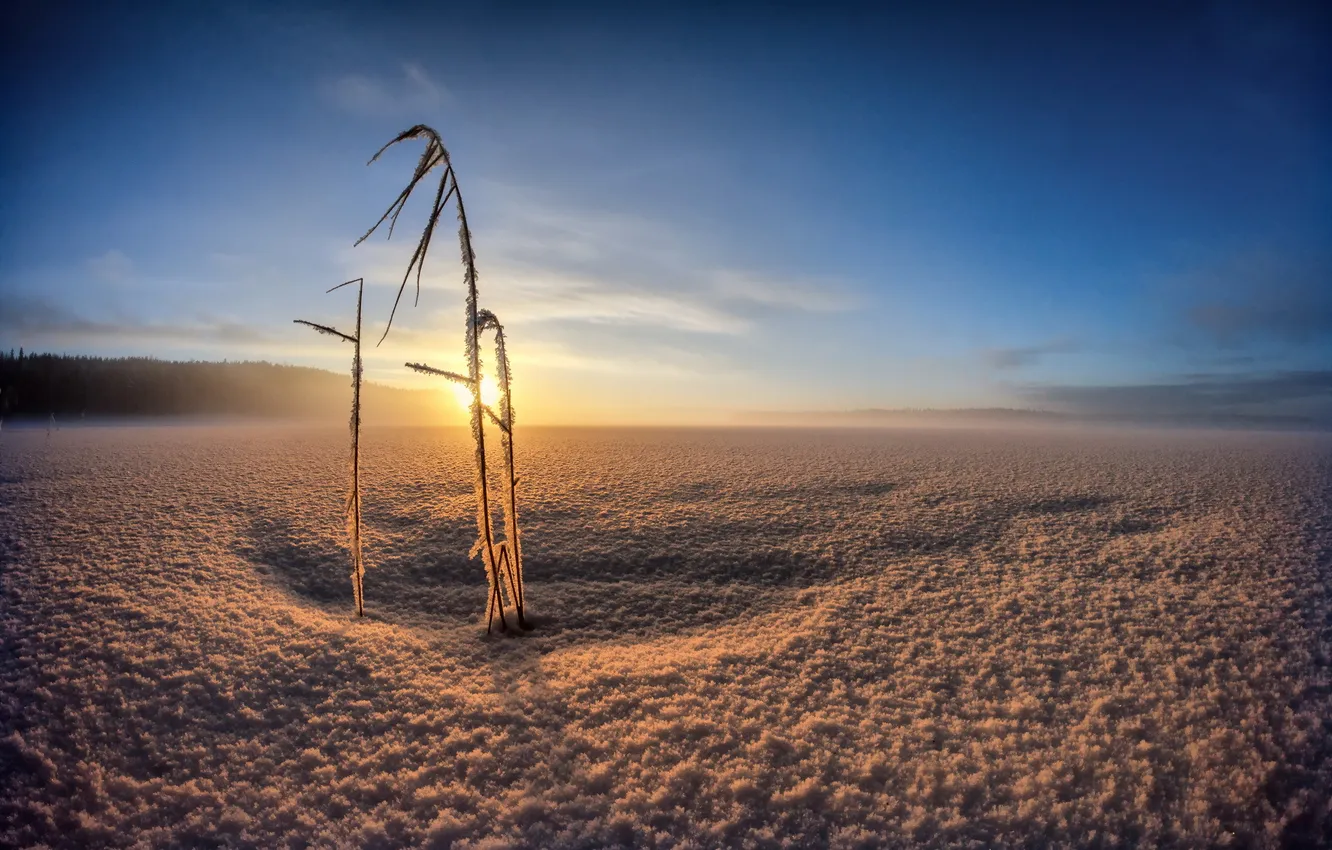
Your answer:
450;376;502;410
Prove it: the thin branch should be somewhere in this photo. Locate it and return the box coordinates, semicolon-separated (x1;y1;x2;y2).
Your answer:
356;125;455;344
484;405;509;433
379;239;426;345
367;124;441;165
294;319;357;344
355;128;445;247
327;277;364;294
374;169;456;347
405;362;473;384
387;148;442;240
414;172;456;309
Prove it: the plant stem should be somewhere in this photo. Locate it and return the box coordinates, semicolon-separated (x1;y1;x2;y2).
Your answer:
495;328;526;628
295;277;366;619
455;176;508;634
351;281;364;617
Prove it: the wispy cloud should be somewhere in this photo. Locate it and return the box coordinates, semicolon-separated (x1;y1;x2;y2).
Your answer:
1024;370;1332;420
325;62;449;116
1173;249;1332;348
517;340;710;378
340;185;856;339
86;249;133;283
341;261;746;336
374;325;711;379
0;295;273;347
1188;292;1332;349
479;183;689;273
984;338;1078;370
711;270;856;312
489;269;746;334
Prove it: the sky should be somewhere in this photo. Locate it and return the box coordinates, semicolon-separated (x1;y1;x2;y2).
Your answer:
2;0;1329;424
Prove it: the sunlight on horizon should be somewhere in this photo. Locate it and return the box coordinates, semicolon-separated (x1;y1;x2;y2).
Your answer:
450;375;502;411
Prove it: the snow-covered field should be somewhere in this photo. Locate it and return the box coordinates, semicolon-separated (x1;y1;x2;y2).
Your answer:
2;424;1329;849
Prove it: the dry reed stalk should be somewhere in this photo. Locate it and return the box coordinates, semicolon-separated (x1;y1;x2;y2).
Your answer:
362;125;530;633
404;359;526;631
294;277;366;617
477;309;526;627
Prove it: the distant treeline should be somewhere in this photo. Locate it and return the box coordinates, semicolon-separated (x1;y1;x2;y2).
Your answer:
0;351;449;423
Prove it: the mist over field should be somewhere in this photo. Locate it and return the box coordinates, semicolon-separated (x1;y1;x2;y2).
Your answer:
2;424;1329;848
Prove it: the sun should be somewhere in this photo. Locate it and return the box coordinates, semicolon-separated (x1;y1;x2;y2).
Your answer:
450;376;502;410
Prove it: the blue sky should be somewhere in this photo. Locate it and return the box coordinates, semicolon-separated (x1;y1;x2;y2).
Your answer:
2;0;1329;423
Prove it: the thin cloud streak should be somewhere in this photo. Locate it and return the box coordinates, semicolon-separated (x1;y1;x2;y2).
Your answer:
711;270;857;312
1;296;271;346
325;62;449;116
338;185;858;340
369;324;716;380
86;249;134;283
335;246;748;335
1172;250;1332;348
984;338;1078;370
0;295;406;367
1024;370;1332;420
490;269;748;334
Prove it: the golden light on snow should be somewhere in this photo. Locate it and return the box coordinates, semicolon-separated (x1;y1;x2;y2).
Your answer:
4;425;1328;846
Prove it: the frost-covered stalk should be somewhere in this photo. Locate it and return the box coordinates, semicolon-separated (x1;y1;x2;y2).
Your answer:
294;277;366;617
360;124;526;633
477;309;526;627
457;184;509;635
404;360;517;631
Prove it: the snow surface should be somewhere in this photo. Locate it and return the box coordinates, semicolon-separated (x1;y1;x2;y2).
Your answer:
1;424;1330;848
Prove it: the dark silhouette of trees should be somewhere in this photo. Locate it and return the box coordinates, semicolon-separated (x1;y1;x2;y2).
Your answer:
0;352;424;420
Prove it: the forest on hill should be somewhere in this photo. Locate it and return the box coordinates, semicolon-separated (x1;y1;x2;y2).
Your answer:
0;352;449;423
